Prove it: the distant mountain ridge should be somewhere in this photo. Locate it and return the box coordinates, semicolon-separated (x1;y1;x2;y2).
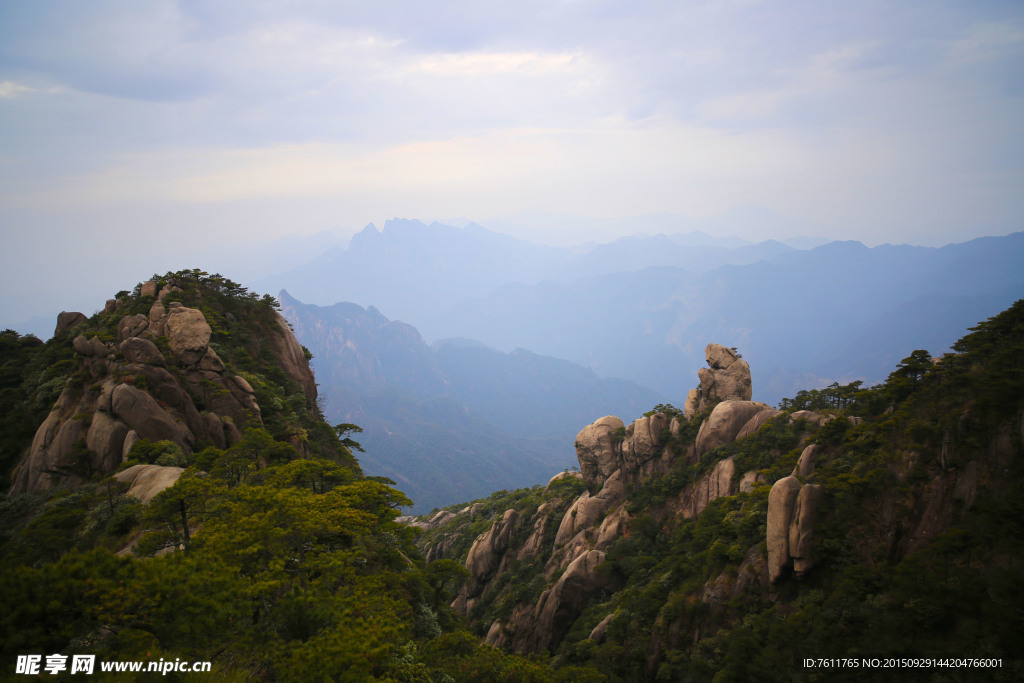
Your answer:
261;219;1024;409
279;291;665;513
432;231;1024;403
255;218;808;341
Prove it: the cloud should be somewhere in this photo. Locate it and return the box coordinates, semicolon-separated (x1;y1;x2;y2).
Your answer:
0;80;35;98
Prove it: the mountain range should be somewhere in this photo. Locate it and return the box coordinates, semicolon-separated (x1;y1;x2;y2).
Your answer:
279;291;664;513
259;220;1024;407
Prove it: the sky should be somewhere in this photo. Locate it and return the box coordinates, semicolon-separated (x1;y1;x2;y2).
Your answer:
1;0;1023;329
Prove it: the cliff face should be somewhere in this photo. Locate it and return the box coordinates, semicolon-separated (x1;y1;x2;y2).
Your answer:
9;273;320;495
416;321;1024;678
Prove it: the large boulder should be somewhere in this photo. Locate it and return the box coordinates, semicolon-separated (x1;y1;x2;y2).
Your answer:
465;509;520;586
685;344;753;418
10;411;65;493
621;413;668;470
595;507;629;550
704;344;752;400
120;337;165;366
554;492;608;546
165;307;211;365
679;456;736;518
789;484;824;574
54;311;87;337
534;550;612;651
793;444;820;478
266;311;318;402
694;401;773;458
114;464;185;505
85;412;130;474
767;476;802;583
111;383;194;450
118;314;150;340
735;409;784;441
575;416;624;493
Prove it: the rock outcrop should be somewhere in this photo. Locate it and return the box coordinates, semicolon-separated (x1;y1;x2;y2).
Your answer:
454;509;521;617
55;311;87;336
10;276;316;495
165;307;212;365
767;475;824;582
685;344;753;419
432;340;837;654
113;464;185;504
694;400;774;458
575;416;624;493
530;550;612;651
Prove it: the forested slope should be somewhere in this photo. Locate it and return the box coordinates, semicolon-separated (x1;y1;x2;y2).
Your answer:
417;301;1024;681
0;272;602;681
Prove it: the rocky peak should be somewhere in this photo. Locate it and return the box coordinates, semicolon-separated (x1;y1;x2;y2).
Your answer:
10;273;319;495
684;343;753;419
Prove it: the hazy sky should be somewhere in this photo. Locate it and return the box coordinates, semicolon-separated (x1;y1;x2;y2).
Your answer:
1;0;1022;327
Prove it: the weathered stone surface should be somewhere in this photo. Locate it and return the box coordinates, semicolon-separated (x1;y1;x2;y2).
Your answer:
679;456;736;519
165;307;211;365
705;344;752;399
554;492;608;546
120;337;165;366
55;311;87;336
199;347;224;373
767;476;802;583
148;301;166;322
86;411;129;474
485;620;507;647
794;444;820;478
594;469;626;508
685;343;754;418
736;409;784;441
204;412;227;449
140;280;158;298
789;484;823;574
111;383;193;450
122;430;139;460
118;314;150;340
430;510;457;527
465;509;520;586
534;550;611;651
595;507;629;550
548;470;583;487
226;375;261;422
127;364;205;438
622;413;668;468
73;335;110;358
114;464;184;504
694;401;773;458
231;375;255;395
518;503;552;560
790;410;829;425
157;284;181;301
683;388;700;420
10;410;64;493
739;469;763;492
575;415;624;493
266;312;319;402
589;614;614;643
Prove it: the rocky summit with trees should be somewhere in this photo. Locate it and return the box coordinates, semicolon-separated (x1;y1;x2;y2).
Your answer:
0;271;602;681
1;272;1022;681
414;309;1024;681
